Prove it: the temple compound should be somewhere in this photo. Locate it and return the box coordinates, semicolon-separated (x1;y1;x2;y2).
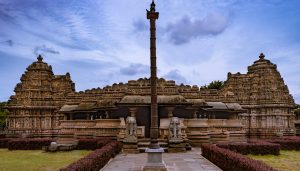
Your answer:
4;52;296;149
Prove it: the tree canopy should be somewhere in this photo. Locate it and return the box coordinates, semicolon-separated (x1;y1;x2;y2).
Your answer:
295;104;300;119
0;102;8;130
201;80;224;90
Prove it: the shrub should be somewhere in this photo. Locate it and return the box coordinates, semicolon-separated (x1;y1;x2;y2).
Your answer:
267;139;300;150
0;134;6;138
76;139;98;150
61;141;122;171
282;136;300;141
76;138;113;150
8;138;53;150
217;142;280;155
202;144;277;171
96;138;112;148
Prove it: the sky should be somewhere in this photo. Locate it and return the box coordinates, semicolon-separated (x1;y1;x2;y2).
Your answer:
0;0;299;104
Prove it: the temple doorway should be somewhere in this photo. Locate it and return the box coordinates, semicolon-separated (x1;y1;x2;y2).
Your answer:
136;107;151;138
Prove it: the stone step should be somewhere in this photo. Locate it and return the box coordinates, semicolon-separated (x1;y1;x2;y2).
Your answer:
138;147;168;153
137;142;168;148
138;138;168;143
56;138;78;145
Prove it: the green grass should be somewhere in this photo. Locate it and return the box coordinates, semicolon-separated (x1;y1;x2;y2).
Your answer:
0;149;91;171
248;150;300;171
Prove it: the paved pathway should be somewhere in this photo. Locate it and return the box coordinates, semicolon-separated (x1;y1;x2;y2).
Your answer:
101;148;221;171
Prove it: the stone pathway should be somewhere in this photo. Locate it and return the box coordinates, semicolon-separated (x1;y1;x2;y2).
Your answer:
101;148;221;171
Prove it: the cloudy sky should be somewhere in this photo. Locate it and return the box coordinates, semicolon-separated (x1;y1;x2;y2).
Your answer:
0;0;299;103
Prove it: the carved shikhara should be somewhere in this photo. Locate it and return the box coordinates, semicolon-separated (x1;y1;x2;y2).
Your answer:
5;53;296;141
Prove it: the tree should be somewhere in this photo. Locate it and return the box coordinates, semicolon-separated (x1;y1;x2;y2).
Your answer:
0;102;8;130
295;104;300;120
201;80;224;90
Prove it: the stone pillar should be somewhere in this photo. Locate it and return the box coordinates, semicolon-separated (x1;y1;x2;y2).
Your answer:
129;107;138;117
105;111;109;119
165;107;174;118
144;1;167;170
193;110;199;118
147;0;160;149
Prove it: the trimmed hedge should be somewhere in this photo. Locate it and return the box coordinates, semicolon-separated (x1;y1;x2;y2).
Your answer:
1;137;113;150
61;141;122;171
76;138;112;150
217;142;280;155
267;139;300;150
202;144;277;171
76;139;98;150
8;138;53;150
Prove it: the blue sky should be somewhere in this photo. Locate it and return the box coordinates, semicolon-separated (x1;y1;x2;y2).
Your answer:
0;0;299;104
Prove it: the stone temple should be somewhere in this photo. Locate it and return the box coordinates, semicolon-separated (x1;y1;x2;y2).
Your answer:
4;52;296;151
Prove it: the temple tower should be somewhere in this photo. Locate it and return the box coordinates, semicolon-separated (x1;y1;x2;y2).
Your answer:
6;55;75;137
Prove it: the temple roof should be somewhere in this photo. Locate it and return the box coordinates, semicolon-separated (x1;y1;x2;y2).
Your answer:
59;105;78;112
75;102;96;111
225;103;243;110
206;102;228;110
186;99;207;106
119;95;187;104
205;102;245;111
94;99;118;109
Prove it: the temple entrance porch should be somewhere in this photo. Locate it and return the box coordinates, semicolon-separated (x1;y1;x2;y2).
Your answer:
56;99;247;152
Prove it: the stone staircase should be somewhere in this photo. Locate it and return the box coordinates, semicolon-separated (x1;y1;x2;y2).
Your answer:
137;138;169;153
44;134;78;152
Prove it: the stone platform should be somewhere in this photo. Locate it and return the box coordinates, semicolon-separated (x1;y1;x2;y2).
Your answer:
101;148;221;171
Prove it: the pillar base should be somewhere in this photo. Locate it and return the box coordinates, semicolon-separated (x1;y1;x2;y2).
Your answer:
143;148;167;171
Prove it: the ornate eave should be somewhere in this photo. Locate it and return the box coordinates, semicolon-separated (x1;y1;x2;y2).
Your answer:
118;95;190;105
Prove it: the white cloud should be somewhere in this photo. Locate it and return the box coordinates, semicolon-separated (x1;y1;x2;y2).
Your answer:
0;0;299;104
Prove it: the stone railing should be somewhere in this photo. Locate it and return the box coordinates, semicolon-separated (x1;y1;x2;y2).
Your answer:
60;120;96;128
184;118;246;146
184;119;209;128
59;119;145;139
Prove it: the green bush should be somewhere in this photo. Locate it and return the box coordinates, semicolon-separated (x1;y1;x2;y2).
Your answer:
0;102;8;130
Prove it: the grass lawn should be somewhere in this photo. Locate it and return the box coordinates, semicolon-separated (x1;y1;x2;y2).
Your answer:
0;149;91;171
248;150;300;171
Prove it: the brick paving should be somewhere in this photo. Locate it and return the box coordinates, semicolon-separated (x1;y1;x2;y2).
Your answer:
101;148;222;171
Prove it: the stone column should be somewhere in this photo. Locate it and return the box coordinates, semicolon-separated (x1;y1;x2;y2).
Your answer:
148;1;160;149
165;107;174;118
144;1;167;171
105;111;109;119
129;107;138;117
193;110;199;118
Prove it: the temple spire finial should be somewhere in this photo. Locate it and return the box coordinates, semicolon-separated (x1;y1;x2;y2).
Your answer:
259;53;265;59
37;54;43;62
150;0;156;12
